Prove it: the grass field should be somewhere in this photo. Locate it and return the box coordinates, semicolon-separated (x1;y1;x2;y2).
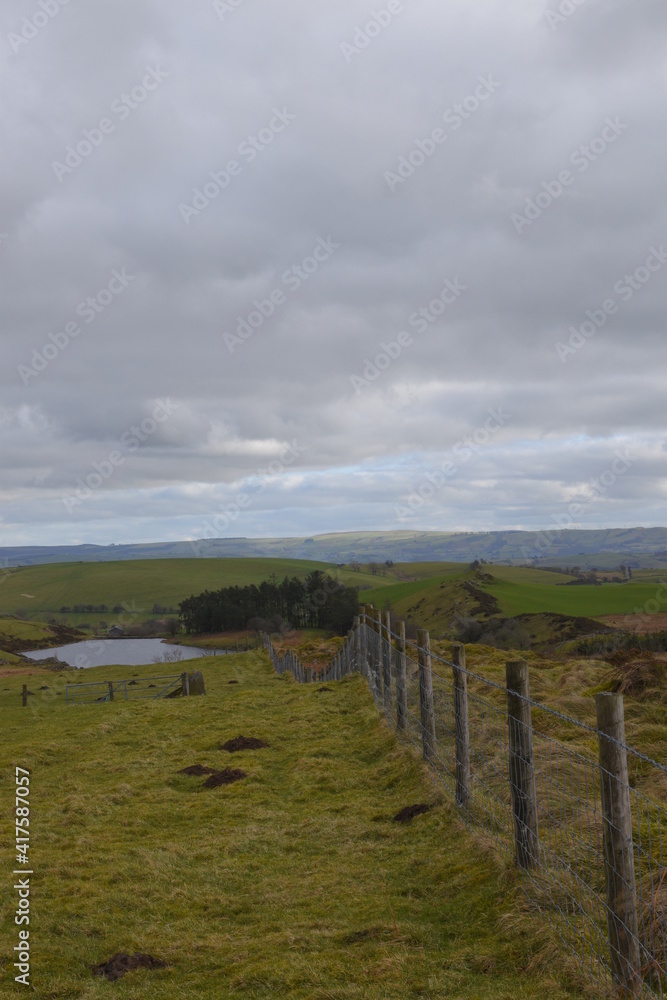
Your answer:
360;564;468;609
485;568;665;618
0;558;396;624
0;649;587;998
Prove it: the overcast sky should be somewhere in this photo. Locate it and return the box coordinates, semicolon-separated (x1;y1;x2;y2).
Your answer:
1;0;665;547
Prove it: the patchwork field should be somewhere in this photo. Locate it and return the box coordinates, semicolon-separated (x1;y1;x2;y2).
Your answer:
0;650;584;998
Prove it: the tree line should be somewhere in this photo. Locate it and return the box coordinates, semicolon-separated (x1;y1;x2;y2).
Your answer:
179;571;359;635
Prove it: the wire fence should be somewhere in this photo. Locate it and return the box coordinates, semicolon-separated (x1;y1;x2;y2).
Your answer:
263;611;666;999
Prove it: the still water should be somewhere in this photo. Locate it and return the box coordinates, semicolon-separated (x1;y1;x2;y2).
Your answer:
23;637;217;669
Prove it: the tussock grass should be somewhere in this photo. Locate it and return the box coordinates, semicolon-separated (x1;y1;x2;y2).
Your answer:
0;650;586;998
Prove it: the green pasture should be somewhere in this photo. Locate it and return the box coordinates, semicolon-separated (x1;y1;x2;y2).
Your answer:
486;571;665;618
0;650;582;998
0;558;395;623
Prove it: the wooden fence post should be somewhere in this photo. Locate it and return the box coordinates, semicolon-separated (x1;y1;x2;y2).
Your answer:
107;681;114;703
181;671;190;696
452;643;471;809
22;684;28;708
372;608;383;705
595;692;640;991
396;621;408;733
506;661;539;869
382;611;393;716
417;629;436;763
360;608;368;682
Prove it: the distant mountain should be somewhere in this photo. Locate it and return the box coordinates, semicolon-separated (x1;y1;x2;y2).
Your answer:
1;527;667;568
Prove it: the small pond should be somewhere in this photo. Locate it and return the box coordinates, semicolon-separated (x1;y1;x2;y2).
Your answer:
23;638;222;669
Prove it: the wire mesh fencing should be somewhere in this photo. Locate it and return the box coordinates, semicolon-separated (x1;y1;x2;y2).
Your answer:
262;612;666;999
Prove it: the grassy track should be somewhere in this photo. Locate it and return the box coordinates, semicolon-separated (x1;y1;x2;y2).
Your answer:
0;651;584;998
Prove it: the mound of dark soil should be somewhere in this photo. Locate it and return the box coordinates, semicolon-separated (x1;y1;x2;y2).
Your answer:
228;679;238;684
178;764;216;776
221;735;269;752
92;952;166;981
203;768;246;788
316;686;333;693
128;680;139;686
393;803;433;823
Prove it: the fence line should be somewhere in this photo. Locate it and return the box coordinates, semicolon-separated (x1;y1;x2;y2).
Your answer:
263;610;666;999
65;671;204;705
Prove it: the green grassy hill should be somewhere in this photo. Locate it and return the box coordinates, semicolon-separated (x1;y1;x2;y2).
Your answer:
0;649;582;998
0;558;393;623
484;567;663;618
0;617;84;663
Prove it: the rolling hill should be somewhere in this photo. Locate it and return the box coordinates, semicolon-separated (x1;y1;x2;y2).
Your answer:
2;526;667;568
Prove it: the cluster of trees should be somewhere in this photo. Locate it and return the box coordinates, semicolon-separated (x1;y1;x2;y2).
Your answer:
179;571;359;636
60;604;114;614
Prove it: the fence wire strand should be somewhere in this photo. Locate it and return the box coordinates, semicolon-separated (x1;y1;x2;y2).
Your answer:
262;617;666;999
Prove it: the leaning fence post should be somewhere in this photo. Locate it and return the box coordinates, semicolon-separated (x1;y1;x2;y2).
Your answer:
22;684;28;708
396;621;408;733
382;612;393;716
452;643;471;809
417;629;436;763
595;692;640;991
506;661;538;869
107;681;114;703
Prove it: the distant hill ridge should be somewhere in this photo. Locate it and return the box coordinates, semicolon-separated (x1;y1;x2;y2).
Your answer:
2;527;667;568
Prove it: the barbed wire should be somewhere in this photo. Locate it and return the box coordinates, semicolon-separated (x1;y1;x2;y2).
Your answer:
359;613;667;776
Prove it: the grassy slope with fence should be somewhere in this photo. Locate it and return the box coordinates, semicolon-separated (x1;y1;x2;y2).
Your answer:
280;610;665;998
0;650;585;999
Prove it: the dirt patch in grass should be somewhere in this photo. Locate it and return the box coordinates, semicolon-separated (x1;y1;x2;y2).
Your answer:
221;735;269;752
92;952;166;981
316;686;333;693
178;764;217;776
203;768;247;788
228;679;238;684
393;803;433;823
599;613;667;634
